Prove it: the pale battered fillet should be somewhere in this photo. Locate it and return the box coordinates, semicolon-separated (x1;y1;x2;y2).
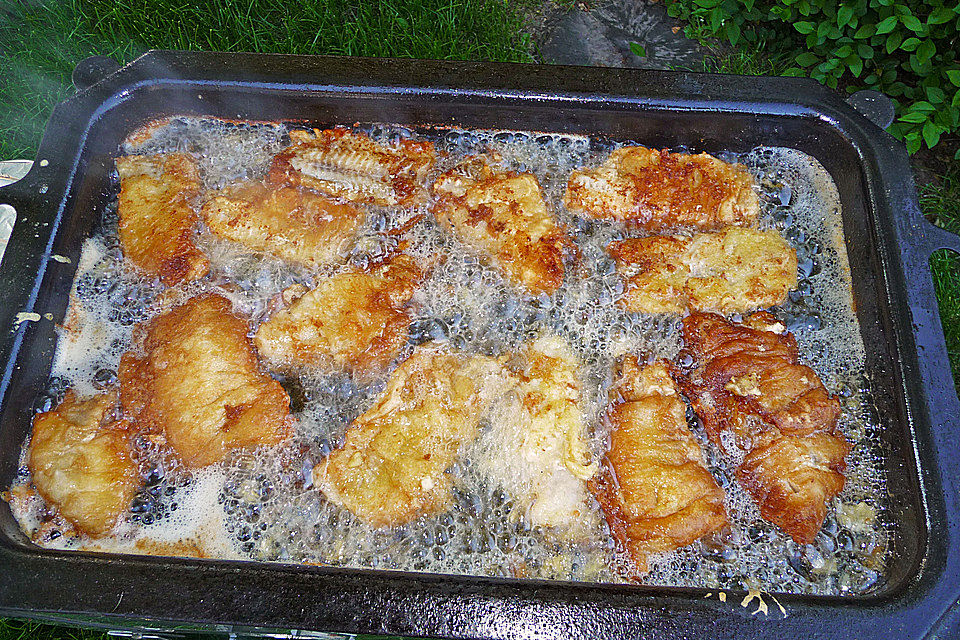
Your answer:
590;358;726;575
564;146;760;231
268;128;436;207
313;345;509;528
477;336;597;538
254;254;423;375
433;156;574;296
608;228;797;314
200;181;364;268
116;153;209;285
28;390;137;537
676;311;849;544
119;294;293;469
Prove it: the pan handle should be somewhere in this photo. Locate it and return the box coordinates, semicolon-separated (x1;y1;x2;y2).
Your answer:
0;173;54;394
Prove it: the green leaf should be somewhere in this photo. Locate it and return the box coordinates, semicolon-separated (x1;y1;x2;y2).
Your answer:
744;0;756;10
916;39;936;63
795;51;820;66
854;23;875;38
947;70;960;87
900;37;920;51
909;101;936;112
710;7;724;32
817;20;831;38
885;31;902;53
858;43;874;59
837;5;854;26
694;0;722;7
927;86;946;104
725;19;741;44
629;42;646;57
847;55;864;77
927;7;955;25
906;131;922;154
782;67;807;77
875;15;897;33
901;14;923;32
794;20;815;34
835;44;853;57
899;112;929;123
922;121;941;148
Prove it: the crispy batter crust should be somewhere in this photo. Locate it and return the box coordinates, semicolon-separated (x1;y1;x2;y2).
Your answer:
314;345;508;528
676;312;849;544
119;294;293;469
254;253;423;376
608;228;797;314
200;181;363;268
433;156;575;296
268;128;436;207
590;357;727;575
564;146;760;231
116;153;209;285
28;390;137;536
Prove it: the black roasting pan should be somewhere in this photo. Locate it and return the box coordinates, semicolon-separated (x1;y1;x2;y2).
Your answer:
0;51;958;639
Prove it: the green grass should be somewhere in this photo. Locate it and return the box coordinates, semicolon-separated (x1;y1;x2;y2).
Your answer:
920;166;960;396
0;0;533;160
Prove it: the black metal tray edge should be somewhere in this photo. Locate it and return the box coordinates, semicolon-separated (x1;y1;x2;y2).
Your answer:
0;51;957;639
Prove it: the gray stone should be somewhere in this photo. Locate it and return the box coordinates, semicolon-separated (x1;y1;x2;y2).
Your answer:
538;0;705;70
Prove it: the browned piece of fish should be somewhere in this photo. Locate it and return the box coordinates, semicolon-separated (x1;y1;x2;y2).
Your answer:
254;253;424;376
675;311;849;544
28;390;138;537
590;357;727;575
268;128;436;207
433;156;575;296
564;146;760;231
607;227;797;314
200;181;364;268
119;293;293;469
313;344;509;528
116;153;209;285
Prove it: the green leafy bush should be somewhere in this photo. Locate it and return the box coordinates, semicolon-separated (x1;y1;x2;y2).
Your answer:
665;0;960;156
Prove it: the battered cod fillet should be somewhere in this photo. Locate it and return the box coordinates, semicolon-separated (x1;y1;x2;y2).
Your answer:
119;294;293;469
477;335;598;538
268;128;436;207
676;312;849;544
116;153;209;285
590;357;727;575
433;156;575;296
607;228;797;314
200;181;364;268
254;254;423;375
28;390;137;537
564;146;760;231
313;345;510;528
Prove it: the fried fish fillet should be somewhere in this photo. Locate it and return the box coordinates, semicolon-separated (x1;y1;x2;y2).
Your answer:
564;146;760;231
608;228;797;314
477;335;597;538
268;128;436;207
590;357;727;575
433;156;575;296
28;390;137;537
676;311;849;544
116;153;209;285
254;253;423;376
119;293;293;469
313;344;509;528
200;181;364;268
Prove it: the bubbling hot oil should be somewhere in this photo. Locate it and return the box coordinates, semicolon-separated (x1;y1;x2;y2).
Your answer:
10;117;887;596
